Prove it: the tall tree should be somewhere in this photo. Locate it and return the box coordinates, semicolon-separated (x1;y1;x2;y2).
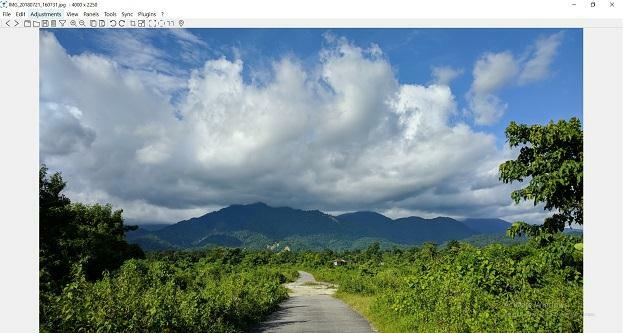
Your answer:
39;165;144;292
499;118;583;236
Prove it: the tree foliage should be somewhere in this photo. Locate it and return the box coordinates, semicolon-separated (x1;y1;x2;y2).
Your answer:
499;118;583;235
39;165;144;293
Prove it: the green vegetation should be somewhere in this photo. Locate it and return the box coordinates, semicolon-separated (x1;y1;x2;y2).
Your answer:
500;117;583;236
42;234;583;333
456;233;528;248
39;117;583;332
41;249;298;333
39;166;298;332
305;237;583;332
39;165;144;297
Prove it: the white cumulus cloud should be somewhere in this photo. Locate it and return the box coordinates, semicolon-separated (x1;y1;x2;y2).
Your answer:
39;30;546;224
466;52;518;125
431;66;463;85
466;32;564;125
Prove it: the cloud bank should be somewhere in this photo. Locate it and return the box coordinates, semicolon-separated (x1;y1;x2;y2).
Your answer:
39;31;556;224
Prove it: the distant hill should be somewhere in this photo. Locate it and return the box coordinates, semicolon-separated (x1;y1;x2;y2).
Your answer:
134;224;170;232
461;218;513;234
125;224;168;239
457;233;528;247
126;202;512;251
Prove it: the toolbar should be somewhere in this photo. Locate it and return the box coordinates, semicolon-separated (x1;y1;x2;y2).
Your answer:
0;1;182;28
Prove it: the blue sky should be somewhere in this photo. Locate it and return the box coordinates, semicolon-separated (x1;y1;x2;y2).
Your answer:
40;28;582;224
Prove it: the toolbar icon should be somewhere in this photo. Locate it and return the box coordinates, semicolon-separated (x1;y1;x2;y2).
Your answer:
42;20;49;28
59;20;66;27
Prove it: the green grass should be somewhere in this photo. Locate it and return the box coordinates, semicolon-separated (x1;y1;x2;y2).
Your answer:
334;291;417;333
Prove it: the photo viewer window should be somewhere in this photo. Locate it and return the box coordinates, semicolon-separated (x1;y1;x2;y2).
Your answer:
1;1;635;332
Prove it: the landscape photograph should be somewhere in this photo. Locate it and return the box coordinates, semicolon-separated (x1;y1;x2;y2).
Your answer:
39;28;584;332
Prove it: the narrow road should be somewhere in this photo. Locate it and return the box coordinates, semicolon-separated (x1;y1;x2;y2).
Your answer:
252;271;375;333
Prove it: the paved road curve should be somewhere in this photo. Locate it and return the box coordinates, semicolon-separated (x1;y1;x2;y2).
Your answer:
251;271;376;333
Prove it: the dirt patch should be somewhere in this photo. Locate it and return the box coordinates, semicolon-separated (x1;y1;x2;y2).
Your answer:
285;271;337;296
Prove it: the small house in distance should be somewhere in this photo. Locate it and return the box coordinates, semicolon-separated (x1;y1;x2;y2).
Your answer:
332;259;347;266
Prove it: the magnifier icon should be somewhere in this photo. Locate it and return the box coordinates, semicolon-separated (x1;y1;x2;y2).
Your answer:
79;20;85;27
70;20;76;26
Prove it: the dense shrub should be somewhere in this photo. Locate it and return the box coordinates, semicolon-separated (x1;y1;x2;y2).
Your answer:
308;236;583;333
40;253;294;333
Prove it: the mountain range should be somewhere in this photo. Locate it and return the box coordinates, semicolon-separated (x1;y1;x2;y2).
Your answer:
126;202;513;251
